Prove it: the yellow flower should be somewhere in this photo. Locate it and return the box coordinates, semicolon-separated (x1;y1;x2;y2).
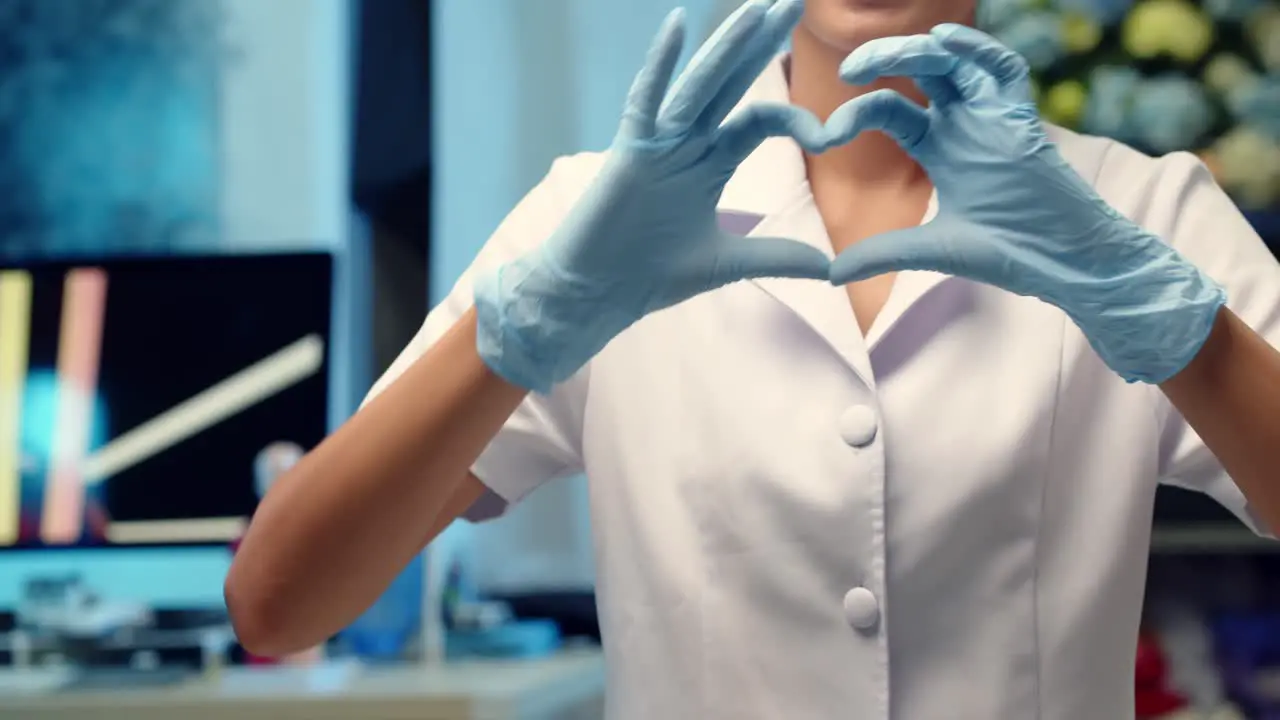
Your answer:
1212;127;1280;209
1248;3;1280;71
1061;12;1104;54
1123;0;1216;63
1043;80;1089;127
1203;53;1257;96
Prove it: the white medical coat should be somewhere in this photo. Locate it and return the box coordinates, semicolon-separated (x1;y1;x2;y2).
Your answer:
368;58;1280;719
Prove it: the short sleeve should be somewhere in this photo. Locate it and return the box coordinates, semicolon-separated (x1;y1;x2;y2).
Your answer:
1111;149;1280;535
362;155;602;514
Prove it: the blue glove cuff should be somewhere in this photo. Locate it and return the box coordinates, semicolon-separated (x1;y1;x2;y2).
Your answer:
1073;257;1228;385
474;265;552;394
474;256;633;394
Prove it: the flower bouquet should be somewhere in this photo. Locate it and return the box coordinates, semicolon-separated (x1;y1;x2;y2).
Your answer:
981;0;1280;211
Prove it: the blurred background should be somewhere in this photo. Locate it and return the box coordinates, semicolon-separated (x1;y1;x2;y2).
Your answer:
980;0;1280;220
0;1;1274;719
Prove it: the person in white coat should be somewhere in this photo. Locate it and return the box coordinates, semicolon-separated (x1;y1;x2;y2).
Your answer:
226;1;1280;718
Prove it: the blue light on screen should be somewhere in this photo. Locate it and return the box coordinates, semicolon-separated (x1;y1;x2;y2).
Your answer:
19;368;109;479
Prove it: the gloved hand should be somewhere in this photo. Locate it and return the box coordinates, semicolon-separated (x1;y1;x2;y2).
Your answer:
826;24;1227;384
475;0;902;393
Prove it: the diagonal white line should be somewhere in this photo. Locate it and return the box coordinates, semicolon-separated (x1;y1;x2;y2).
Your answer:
105;517;248;544
81;334;325;485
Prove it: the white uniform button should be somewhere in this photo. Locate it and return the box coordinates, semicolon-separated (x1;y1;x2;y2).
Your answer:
843;587;880;630
838;406;879;447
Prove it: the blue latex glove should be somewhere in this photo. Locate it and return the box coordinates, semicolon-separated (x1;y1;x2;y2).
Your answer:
827;24;1227;384
475;0;900;393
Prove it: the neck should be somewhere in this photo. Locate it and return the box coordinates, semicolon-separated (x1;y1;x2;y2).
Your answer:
788;26;929;192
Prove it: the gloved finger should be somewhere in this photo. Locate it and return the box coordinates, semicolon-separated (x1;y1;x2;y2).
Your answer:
698;0;806;131
713;103;827;167
619;9;688;140
659;0;770;133
838;35;964;107
913;76;964;107
823;89;931;155
829;226;950;285
705;237;832;287
931;24;1030;92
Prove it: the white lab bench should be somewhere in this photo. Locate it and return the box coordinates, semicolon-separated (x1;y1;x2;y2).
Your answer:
0;649;606;720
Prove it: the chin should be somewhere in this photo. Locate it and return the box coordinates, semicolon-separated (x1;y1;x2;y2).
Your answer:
801;0;975;52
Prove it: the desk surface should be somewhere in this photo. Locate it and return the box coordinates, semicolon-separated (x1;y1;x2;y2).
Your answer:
0;649;606;720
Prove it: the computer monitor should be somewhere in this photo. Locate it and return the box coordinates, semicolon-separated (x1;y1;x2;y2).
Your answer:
0;252;332;549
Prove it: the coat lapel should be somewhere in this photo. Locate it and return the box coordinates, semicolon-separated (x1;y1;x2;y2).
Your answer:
721;201;875;385
862;194;957;352
716;56;963;385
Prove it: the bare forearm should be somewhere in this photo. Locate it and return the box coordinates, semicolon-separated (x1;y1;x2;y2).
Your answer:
225;308;527;655
1161;308;1280;534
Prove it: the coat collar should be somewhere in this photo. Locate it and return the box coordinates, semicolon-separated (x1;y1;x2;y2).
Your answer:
716;56;957;385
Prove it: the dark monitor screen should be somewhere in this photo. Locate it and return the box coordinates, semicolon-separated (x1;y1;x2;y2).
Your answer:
0;252;331;549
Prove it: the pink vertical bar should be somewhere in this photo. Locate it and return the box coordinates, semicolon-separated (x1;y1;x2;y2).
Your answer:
40;268;107;544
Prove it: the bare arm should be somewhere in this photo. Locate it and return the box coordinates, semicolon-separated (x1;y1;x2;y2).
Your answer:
1161;308;1280;536
225;308;526;656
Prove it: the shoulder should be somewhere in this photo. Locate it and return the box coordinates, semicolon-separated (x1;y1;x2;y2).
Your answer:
539;151;611;203
508;150;612;224
1047;127;1280;351
1047;125;1209;207
1044;122;1202;183
361;153;612;411
477;151;611;259
1045;124;1223;234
